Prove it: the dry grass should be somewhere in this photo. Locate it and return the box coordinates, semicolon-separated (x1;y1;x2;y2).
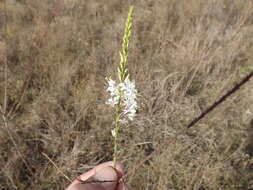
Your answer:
1;0;253;189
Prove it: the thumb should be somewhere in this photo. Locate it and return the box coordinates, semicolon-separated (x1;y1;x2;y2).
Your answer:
92;167;129;190
68;166;120;190
91;166;119;190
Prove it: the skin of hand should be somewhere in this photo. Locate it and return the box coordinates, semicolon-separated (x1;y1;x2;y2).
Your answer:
66;161;129;190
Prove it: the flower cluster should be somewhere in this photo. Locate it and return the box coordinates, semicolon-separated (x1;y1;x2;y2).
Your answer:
106;77;137;123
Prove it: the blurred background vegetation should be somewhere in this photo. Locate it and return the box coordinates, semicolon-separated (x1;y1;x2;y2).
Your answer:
0;0;253;189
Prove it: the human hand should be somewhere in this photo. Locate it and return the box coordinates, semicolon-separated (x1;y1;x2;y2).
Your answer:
66;161;129;190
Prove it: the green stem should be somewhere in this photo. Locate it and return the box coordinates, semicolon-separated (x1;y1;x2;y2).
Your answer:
113;5;134;168
113;109;120;167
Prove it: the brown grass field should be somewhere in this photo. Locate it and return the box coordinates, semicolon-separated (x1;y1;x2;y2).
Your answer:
1;0;253;189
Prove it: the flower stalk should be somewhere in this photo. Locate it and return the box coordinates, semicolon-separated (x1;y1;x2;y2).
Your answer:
106;6;136;167
118;6;134;83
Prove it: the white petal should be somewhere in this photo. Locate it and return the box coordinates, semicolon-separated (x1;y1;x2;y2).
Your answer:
111;128;116;137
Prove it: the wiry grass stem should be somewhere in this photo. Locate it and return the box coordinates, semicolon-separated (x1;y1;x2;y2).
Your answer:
187;68;253;128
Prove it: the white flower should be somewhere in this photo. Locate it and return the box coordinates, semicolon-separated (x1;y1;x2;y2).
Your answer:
106;79;117;96
121;77;137;121
106;79;120;106
111;128;116;137
106;77;138;122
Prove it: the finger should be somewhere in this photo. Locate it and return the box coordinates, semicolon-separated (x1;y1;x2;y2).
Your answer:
79;161;124;182
91;166;118;190
92;161;124;177
67;183;99;190
68;181;132;190
67;166;119;190
66;162;124;190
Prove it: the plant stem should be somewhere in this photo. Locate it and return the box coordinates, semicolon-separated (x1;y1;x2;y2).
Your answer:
113;6;134;168
113;107;121;167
